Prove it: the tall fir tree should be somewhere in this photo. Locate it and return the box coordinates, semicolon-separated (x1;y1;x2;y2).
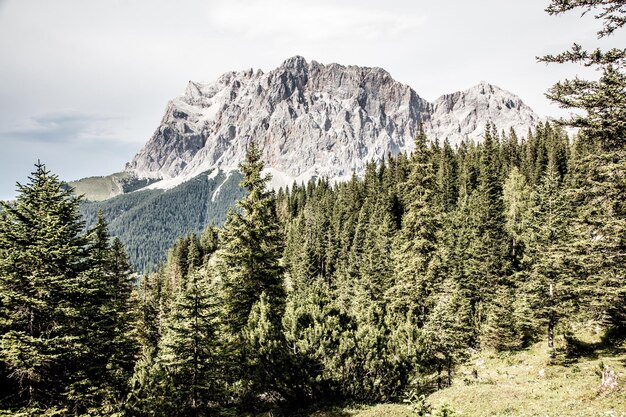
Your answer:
387;128;440;326
216;142;287;407
0;163;137;415
218;142;285;335
0;163;89;413
157;268;222;417
523;159;573;356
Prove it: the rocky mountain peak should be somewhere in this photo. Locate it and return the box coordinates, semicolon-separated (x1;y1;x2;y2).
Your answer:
424;81;539;142
125;57;542;189
280;55;308;71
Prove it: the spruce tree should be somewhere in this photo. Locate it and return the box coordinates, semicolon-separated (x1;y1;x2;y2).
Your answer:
541;0;626;339
0;163;137;415
218;142;285;335
216;142;286;406
387;129;440;325
0;163;89;413
68;213;138;414
158;268;222;416
465;125;510;304
523;160;573;356
421;280;471;389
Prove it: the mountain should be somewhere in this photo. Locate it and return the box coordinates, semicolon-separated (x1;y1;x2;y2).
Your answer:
73;56;544;269
124;56;541;191
427;81;540;142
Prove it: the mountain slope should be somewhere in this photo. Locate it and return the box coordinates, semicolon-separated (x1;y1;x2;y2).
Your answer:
74;57;544;269
79;170;245;270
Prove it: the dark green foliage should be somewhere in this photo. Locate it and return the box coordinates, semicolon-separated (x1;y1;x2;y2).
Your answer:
0;163;89;413
4;113;624;415
3;2;625;415
158;268;222;416
481;287;523;351
540;0;626;149
540;0;626;339
0;163;138;416
218;142;285;336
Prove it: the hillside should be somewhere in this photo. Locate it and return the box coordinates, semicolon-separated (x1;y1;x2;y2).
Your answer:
71;56;543;270
79;170;244;270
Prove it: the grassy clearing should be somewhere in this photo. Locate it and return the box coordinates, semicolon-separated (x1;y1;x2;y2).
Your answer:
69;172;128;201
297;332;626;417
426;338;626;417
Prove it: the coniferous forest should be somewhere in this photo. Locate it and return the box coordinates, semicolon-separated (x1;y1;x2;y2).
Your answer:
1;0;625;416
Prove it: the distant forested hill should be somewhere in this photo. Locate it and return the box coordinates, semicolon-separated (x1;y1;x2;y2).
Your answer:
79;170;245;271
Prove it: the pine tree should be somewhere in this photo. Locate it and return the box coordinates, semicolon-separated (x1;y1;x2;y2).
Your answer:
218;142;285;335
480;287;522;351
540;0;626;340
107;238;139;407
387;129;440;325
0;163;137;415
523;160;573;356
0;163;89;413
437;139;459;212
68;213;138;414
421;280;471;389
540;0;625;149
216;142;287;406
158;268;222;416
503;167;532;268
464;125;510;307
567;145;626;335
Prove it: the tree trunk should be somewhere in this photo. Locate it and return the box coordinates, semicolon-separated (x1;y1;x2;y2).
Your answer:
548;283;555;358
437;363;442;389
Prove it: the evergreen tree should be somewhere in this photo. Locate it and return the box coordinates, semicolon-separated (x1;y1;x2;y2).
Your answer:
0;163;137;415
421;280;471;389
0;163;89;413
68;213;138;414
437;139;459;212
541;0;626;340
216;142;287;407
541;0;625;149
218;142;285;335
480;287;523;351
158;268;222;416
503;167;532;268
523;161;573;356
387;129;440;325
456;125;511;332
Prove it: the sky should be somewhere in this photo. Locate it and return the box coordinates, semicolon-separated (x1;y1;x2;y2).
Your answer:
0;0;624;200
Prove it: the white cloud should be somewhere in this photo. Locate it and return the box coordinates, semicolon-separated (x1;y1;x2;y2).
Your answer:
207;0;425;42
4;110;128;143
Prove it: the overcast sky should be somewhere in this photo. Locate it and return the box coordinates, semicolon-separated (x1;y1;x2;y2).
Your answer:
0;0;623;200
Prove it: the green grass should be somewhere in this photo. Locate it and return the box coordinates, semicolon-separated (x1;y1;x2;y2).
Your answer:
69;171;161;201
425;338;626;417
298;331;626;417
69;172;129;201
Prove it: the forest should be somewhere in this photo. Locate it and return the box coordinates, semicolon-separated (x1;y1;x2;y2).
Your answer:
2;119;625;415
0;0;624;415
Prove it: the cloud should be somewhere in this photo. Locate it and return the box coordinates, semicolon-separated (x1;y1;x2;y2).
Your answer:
207;0;425;42
2;110;127;143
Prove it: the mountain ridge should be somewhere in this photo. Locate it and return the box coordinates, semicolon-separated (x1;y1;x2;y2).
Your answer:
123;56;541;192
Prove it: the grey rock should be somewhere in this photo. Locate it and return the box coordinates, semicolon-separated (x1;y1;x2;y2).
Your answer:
126;57;541;189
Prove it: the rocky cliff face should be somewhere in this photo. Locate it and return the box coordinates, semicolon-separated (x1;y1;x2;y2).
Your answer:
425;81;539;142
125;56;541;188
